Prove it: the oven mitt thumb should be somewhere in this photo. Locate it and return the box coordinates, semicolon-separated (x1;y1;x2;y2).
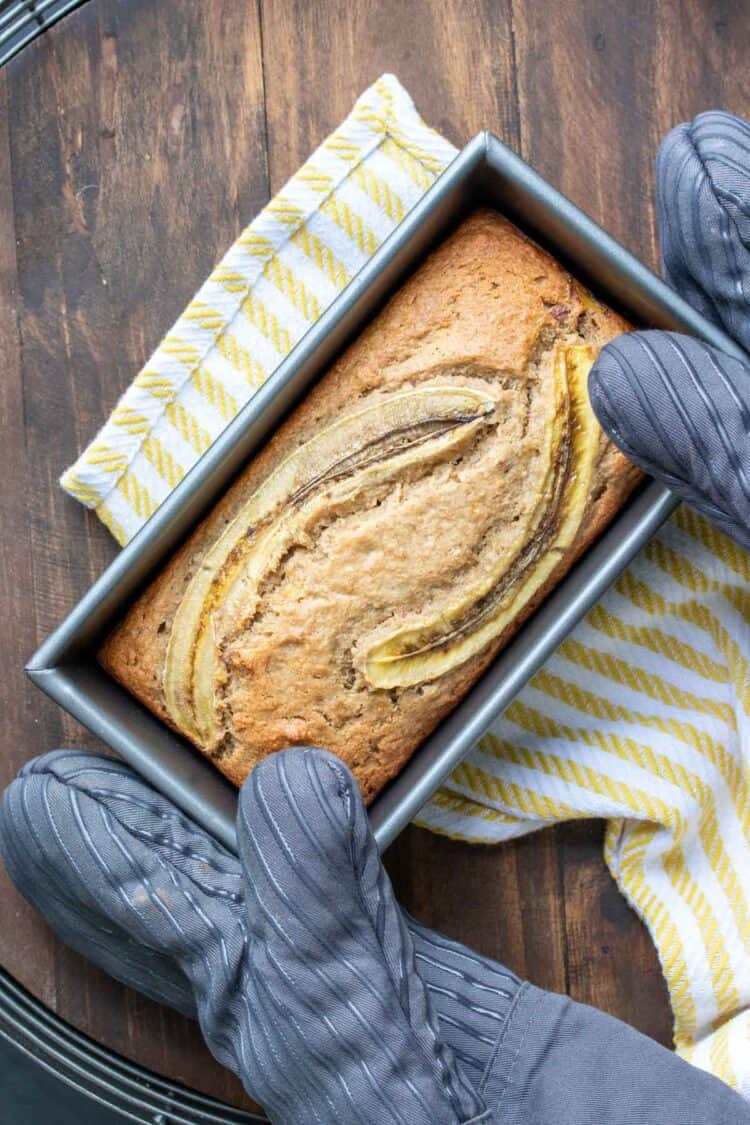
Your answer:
589;111;750;549
3;749;750;1123
234;745;488;1123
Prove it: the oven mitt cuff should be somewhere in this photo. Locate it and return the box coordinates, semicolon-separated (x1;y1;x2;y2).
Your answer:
588;330;750;551
478;982;750;1124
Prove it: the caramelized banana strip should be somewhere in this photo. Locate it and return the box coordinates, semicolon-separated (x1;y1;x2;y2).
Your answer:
164;386;496;741
361;349;568;670
192;400;497;744
364;345;599;689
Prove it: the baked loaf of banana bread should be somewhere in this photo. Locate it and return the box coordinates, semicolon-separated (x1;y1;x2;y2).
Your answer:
102;210;641;802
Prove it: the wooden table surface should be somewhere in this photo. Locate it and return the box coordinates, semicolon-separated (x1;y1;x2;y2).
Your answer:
1;0;748;1114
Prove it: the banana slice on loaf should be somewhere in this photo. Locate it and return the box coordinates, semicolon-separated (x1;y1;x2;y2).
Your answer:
101;210;641;802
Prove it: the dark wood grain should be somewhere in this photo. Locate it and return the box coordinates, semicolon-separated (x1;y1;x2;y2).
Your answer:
2;0;749;1111
0;62;61;1019
1;0;269;1111
511;0;750;269
258;0;521;187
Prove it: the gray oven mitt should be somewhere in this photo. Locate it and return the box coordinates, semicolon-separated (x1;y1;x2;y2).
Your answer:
1;747;748;1125
589;109;750;549
4;108;750;1124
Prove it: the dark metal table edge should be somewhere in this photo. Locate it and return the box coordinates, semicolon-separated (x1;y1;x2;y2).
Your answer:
0;966;263;1123
0;0;89;67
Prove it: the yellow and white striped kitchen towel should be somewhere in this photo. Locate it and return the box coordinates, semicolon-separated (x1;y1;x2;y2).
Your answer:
62;74;750;1096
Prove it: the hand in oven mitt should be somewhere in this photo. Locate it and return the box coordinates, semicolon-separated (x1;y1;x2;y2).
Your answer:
1;747;747;1124
589;110;750;549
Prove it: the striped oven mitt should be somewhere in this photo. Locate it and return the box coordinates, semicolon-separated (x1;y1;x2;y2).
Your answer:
2;748;748;1123
36;72;750;1097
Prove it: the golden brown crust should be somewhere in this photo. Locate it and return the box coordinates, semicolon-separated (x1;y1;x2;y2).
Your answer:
101;210;642;802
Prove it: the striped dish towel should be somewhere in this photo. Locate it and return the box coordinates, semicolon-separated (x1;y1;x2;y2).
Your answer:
61;75;750;1097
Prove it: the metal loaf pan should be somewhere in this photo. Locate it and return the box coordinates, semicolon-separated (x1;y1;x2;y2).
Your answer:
27;132;745;854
